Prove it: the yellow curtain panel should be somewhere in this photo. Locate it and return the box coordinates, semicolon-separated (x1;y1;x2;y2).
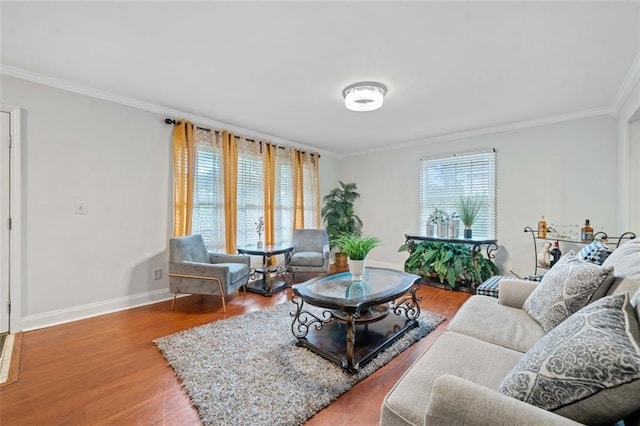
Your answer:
172;120;195;237
222;131;238;254
293;150;305;229
263;143;276;245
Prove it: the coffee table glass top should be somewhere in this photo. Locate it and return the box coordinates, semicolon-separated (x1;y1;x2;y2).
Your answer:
293;267;419;308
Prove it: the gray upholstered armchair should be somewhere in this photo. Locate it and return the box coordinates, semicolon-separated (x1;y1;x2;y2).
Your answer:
168;234;250;313
288;229;330;280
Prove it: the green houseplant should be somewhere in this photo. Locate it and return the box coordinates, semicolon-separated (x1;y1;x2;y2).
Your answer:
334;233;381;260
458;196;484;239
321;181;363;267
335;232;381;281
398;240;498;289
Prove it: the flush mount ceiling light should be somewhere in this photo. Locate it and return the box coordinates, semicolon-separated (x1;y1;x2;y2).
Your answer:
342;81;387;112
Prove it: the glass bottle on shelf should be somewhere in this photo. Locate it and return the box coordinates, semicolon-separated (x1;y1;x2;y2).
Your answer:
581;219;594;243
550;241;562;267
537;216;547;239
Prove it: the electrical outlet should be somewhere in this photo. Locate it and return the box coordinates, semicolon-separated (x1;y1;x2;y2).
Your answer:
75;201;88;214
153;268;163;280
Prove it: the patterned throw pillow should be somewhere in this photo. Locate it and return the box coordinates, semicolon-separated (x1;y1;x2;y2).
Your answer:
523;252;613;332
577;241;613;265
499;293;640;425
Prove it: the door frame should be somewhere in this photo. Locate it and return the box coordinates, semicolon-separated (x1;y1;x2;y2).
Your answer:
1;106;22;333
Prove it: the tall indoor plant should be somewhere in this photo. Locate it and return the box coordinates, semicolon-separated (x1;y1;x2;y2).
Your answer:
321;181;363;267
335;232;381;281
458;196;483;239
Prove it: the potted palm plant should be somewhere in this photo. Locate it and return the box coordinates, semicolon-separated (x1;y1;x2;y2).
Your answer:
458;196;484;239
321;181;363;267
334;232;381;281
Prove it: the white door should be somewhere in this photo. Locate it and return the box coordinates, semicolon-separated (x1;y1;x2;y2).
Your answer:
0;111;10;334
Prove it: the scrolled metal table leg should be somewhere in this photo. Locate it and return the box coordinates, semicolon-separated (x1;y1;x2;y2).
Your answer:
391;284;422;320
290;295;332;339
345;312;358;372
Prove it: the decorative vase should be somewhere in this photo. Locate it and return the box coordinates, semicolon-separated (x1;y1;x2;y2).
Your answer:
345;280;365;298
348;258;366;281
257;241;263;248
463;228;472;239
437;220;448;238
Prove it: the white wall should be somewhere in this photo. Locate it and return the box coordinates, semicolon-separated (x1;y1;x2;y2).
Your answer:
341;115;619;278
1;75;342;330
617;71;640;234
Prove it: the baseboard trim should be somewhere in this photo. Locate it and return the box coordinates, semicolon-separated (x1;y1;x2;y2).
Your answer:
366;260;405;271
21;289;177;331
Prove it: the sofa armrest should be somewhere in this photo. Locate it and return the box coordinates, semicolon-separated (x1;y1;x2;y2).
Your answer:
169;261;229;282
425;375;582;426
498;278;538;309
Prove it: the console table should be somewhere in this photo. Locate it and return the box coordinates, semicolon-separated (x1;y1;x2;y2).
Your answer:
404;234;498;259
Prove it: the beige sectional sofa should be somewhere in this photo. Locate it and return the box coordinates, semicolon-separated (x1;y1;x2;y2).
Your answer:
381;239;640;426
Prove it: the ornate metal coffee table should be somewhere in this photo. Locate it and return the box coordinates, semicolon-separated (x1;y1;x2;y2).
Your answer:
290;267;421;373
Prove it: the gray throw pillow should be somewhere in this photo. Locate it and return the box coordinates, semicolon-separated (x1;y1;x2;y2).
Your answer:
499;293;640;425
523;251;613;332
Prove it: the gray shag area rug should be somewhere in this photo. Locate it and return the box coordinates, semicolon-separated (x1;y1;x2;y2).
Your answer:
154;303;445;426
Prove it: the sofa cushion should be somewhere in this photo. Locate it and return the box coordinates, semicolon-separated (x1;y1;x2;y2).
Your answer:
289;251;325;267
498;293;640;425
447;295;545;352
523;252;613;332
577;241;613;265
381;332;523;426
608;277;640;304
602;237;640;280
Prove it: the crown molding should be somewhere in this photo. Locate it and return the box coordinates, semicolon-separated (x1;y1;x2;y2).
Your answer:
0;63;621;160
0;64;339;158
612;50;640;116
343;106;615;158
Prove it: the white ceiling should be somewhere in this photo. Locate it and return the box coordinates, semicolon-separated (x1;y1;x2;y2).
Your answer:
1;1;639;156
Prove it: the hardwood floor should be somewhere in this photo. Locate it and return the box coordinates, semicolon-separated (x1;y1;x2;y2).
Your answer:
0;271;470;426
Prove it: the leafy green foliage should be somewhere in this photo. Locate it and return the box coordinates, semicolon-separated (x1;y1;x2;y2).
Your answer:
335;233;381;260
321;181;363;248
399;241;499;289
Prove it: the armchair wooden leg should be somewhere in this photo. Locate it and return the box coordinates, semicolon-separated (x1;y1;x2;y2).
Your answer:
171;294;176;311
215;281;226;313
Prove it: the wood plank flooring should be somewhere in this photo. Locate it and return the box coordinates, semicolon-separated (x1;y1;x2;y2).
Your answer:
0;271;469;426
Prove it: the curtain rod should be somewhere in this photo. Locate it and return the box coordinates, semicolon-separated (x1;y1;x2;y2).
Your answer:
164;118;256;142
164;118;319;157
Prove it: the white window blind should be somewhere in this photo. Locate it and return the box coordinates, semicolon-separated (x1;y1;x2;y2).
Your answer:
419;150;496;239
236;139;264;248
274;148;294;244
192;129;226;252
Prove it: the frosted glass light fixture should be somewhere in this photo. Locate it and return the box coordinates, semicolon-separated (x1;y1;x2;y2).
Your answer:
342;82;387;112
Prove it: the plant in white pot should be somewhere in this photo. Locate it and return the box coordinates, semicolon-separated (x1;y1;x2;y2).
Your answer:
335;232;381;281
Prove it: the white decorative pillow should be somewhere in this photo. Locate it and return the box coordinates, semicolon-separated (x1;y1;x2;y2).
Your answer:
499;293;640;424
523;251;613;332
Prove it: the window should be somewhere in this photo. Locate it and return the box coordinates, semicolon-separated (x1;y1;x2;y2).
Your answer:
236;139;264;248
419;150;496;239
192;129;225;252
274;148;294;244
183;124;320;252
